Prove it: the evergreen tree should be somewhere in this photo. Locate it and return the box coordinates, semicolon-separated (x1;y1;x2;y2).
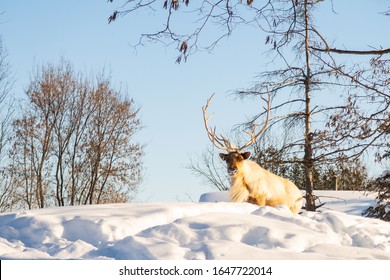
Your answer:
363;171;390;221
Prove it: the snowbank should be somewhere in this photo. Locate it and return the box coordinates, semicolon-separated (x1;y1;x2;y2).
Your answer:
0;191;389;260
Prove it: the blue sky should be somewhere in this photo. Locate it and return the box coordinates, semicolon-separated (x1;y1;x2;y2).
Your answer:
1;1;389;202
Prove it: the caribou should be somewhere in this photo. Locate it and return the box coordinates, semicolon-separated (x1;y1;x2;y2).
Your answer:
202;93;302;214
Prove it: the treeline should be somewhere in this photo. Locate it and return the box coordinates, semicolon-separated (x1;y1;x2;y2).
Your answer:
253;146;369;192
0;57;143;212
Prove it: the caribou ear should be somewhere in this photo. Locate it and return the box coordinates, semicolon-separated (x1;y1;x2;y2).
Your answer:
242;152;251;160
219;153;228;161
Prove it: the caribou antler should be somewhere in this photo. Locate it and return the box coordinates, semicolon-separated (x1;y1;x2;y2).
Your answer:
202;94;238;152
238;90;271;151
202;90;271;153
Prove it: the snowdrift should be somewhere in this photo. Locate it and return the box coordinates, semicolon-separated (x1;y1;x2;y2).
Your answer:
0;191;389;260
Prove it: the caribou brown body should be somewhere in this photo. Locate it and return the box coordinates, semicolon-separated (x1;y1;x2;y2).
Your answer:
202;92;302;214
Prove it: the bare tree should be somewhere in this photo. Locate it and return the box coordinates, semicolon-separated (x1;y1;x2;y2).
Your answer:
81;77;143;205
188;147;230;191
8;59;144;210
235;1;388;209
0;36;16;212
0;36;13;161
319;56;390;164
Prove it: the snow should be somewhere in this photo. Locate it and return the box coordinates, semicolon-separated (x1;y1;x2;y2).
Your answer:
0;191;389;260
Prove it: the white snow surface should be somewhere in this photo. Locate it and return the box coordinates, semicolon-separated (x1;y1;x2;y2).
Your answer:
1;191;389;260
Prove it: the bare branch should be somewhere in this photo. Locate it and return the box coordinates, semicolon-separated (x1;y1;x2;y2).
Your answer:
311;46;390;55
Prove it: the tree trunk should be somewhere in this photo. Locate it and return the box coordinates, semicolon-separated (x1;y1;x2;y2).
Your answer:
303;0;316;211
